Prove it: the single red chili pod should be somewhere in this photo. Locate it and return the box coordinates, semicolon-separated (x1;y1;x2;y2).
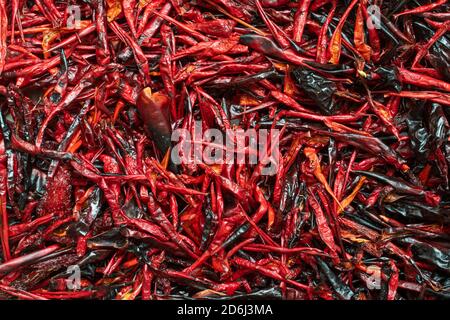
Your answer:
136;88;172;159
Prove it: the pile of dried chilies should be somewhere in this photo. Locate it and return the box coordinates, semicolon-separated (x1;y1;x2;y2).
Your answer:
0;0;449;300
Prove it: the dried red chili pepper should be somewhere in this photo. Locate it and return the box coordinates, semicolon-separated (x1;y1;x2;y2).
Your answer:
0;0;448;301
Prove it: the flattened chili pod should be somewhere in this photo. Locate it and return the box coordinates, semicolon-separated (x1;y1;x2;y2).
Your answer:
316;130;409;171
404;238;450;272
260;0;289;6
136;88;172;158
292;67;337;115
427;54;450;81
353;170;440;206
239;34;308;66
316;257;354;300
428;103;449;151
239;34;283;57
373;66;402;91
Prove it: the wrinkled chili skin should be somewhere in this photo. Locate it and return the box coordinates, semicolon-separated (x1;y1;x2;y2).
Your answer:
0;0;449;301
292;68;338;115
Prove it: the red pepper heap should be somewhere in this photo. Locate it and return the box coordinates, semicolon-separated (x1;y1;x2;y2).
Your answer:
0;0;449;300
